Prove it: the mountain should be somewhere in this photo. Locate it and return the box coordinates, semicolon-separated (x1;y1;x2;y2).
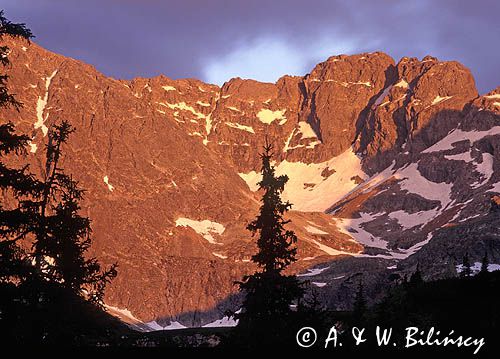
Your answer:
1;37;499;329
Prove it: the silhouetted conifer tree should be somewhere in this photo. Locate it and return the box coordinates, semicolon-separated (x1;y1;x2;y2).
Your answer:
32;121;117;304
352;279;366;323
0;11;41;343
409;264;423;285
0;10;36;283
0;10;33;110
461;252;472;278
479;253;489;275
236;142;303;345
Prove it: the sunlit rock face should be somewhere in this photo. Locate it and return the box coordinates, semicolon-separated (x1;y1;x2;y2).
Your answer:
1;36;499;328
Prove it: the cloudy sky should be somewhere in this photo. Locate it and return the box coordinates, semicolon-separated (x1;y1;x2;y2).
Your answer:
1;0;499;93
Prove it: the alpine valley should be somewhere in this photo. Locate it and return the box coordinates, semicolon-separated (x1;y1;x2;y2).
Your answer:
1;37;499;330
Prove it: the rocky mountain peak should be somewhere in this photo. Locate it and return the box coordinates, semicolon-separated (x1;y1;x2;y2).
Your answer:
1;36;498;329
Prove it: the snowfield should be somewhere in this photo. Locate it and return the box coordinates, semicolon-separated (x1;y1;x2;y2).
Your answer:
175;218;225;244
239;147;367;212
256;108;287;125
423;127;500;153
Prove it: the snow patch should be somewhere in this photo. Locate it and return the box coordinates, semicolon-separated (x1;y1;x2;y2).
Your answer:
305;225;328;235
423;127;500;153
488;182;500;193
175;218;225;244
444;151;474;162
297;121;317;139
431;95;453;106
394;79;409;88
105;305;144;329
388;209;438;229
334;213;387;249
396;163;452;207
302;256;316;261
310;238;354;256
226;106;241;112
373;85;393;106
471;153;494;188
160;102;206;119
256;109;287;125
456;262;500;275
196;101;211;107
484;94;500;99
328;80;372;87
188;132;203;138
203;93;219;145
306;141;321;149
297;266;330;277
212;252;227;259
312;282;327;287
162;321;187;330
28;141;37;153
347;81;371;87
34;69;57;136
225;122;255;133
203;316;238;328
162;85;176;92
103;176;114;192
238;170;261;192
239;147;366;211
282;129;297;152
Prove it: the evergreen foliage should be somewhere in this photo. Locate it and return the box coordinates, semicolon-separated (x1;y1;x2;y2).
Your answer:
236;143;303;345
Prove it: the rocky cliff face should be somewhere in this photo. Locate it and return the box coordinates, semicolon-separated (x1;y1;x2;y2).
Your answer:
1;37;499;328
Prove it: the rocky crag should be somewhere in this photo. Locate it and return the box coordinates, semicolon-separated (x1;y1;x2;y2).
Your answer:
1;37;499;328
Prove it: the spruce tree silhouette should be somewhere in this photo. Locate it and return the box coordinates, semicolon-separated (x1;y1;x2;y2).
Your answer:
0;10;33;110
236;142;303;347
409;264;423;285
23;121;118;344
461;252;472;278
0;10;36;276
479;253;489;275
0;11;41;343
32;121;117;303
352;279;366;324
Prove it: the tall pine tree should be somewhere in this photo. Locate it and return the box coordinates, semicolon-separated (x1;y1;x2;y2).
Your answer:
0;10;37;283
0;11;43;343
479;253;489;276
461;252;472;278
236;142;303;345
32;121;117;305
352;278;366;324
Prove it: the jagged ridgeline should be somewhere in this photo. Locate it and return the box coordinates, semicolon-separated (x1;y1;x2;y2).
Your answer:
0;32;499;329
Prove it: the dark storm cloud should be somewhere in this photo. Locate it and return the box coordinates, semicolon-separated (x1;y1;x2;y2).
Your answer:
1;0;498;93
